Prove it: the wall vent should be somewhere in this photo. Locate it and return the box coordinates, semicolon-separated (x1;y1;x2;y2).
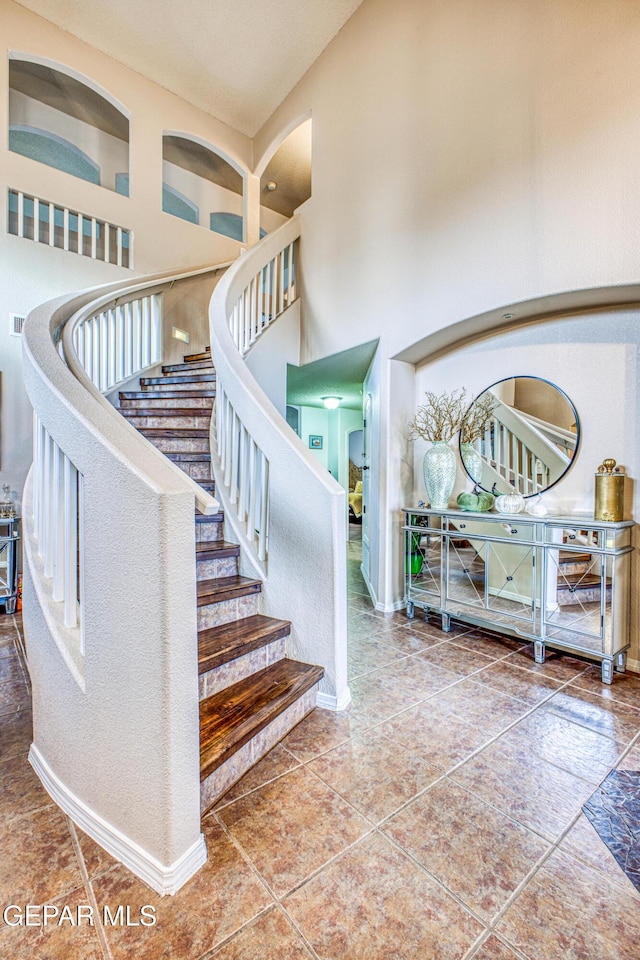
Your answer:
10;313;25;336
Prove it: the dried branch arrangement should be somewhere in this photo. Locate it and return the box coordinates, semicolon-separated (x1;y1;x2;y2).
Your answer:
459;391;497;443
408;389;468;442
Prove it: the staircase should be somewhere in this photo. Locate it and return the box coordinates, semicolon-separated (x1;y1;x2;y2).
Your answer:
119;348;323;811
556;550;611;606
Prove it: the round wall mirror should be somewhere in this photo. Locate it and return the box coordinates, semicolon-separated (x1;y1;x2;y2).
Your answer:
459;376;580;497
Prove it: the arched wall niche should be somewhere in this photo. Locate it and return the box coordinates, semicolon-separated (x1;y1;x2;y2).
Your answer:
8;52;130;193
162;130;246;240
254;112;312;232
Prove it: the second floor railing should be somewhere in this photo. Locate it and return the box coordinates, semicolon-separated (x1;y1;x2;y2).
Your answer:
8;187;131;267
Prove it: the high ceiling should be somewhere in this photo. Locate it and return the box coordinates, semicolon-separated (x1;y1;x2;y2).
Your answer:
14;0;364;137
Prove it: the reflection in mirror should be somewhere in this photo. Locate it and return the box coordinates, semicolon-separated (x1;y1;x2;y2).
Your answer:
460;377;579;497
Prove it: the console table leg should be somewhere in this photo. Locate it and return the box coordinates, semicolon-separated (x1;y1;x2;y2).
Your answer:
441;613;451;633
601;659;614;684
615;652;627;674
534;639;545;664
406;601;415;620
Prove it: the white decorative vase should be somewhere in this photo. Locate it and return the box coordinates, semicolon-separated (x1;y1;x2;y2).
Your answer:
460;442;484;485
423;441;456;509
495;493;525;515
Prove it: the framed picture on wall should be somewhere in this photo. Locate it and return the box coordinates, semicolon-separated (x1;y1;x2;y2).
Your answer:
309;435;323;449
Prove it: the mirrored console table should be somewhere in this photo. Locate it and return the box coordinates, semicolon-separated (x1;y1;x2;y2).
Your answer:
403;507;633;683
0;516;20;615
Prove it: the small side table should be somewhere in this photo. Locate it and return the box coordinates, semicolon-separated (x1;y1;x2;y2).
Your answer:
0;516;20;615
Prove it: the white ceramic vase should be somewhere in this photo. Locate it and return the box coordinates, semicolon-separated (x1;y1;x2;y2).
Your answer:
423;441;456;509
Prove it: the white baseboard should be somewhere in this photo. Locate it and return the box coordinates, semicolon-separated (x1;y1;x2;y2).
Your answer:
316;687;352;711
375;598;406;613
29;745;207;896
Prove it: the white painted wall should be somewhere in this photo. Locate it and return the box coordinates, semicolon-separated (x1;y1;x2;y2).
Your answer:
254;0;640;614
244;300;301;417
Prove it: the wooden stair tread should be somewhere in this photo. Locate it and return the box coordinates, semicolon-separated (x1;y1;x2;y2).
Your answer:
197;575;262;605
125;390;216;399
138;427;209;437
120;407;212;419
198;613;291;673
558;552;593;563
162;361;214;374
184;350;211;362
196;540;239;559
141;373;215;385
199;660;323;779
559;572;609;588
166;452;211;461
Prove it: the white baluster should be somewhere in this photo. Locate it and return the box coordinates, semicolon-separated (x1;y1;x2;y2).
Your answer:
43;431;55;578
52;442;64;601
132;299;142;373
124;302;133;378
17;191;24;238
258;455;269;562
63;456;78;629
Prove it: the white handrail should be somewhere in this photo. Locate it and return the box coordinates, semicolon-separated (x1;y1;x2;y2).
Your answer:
209;218;349;709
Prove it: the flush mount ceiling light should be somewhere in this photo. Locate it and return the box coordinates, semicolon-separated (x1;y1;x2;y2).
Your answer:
502;313;515;320
321;396;342;409
266;181;277;191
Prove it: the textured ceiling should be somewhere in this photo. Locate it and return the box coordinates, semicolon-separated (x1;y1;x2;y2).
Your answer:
14;0;364;137
287;340;378;410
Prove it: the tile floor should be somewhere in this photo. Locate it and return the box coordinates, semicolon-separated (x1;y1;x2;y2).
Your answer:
1;535;640;958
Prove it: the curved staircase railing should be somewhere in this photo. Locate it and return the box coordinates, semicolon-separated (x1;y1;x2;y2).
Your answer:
209;217;350;710
22;260;230;895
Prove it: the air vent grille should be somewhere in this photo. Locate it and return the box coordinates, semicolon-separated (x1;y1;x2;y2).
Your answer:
10;313;25;336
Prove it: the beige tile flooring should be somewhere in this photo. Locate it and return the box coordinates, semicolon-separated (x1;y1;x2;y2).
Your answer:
1;539;640;958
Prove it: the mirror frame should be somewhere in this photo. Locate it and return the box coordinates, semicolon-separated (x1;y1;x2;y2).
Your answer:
459;376;580;498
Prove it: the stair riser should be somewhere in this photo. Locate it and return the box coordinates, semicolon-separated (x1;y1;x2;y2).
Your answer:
198;594;260;630
145;437;209;453
199;638;287;700
558;561;592;577
196;520;224;542
125;414;211;429
201;684;318;812
197;557;238;581
557;585;611;606
172;461;211;482
120;397;214;409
